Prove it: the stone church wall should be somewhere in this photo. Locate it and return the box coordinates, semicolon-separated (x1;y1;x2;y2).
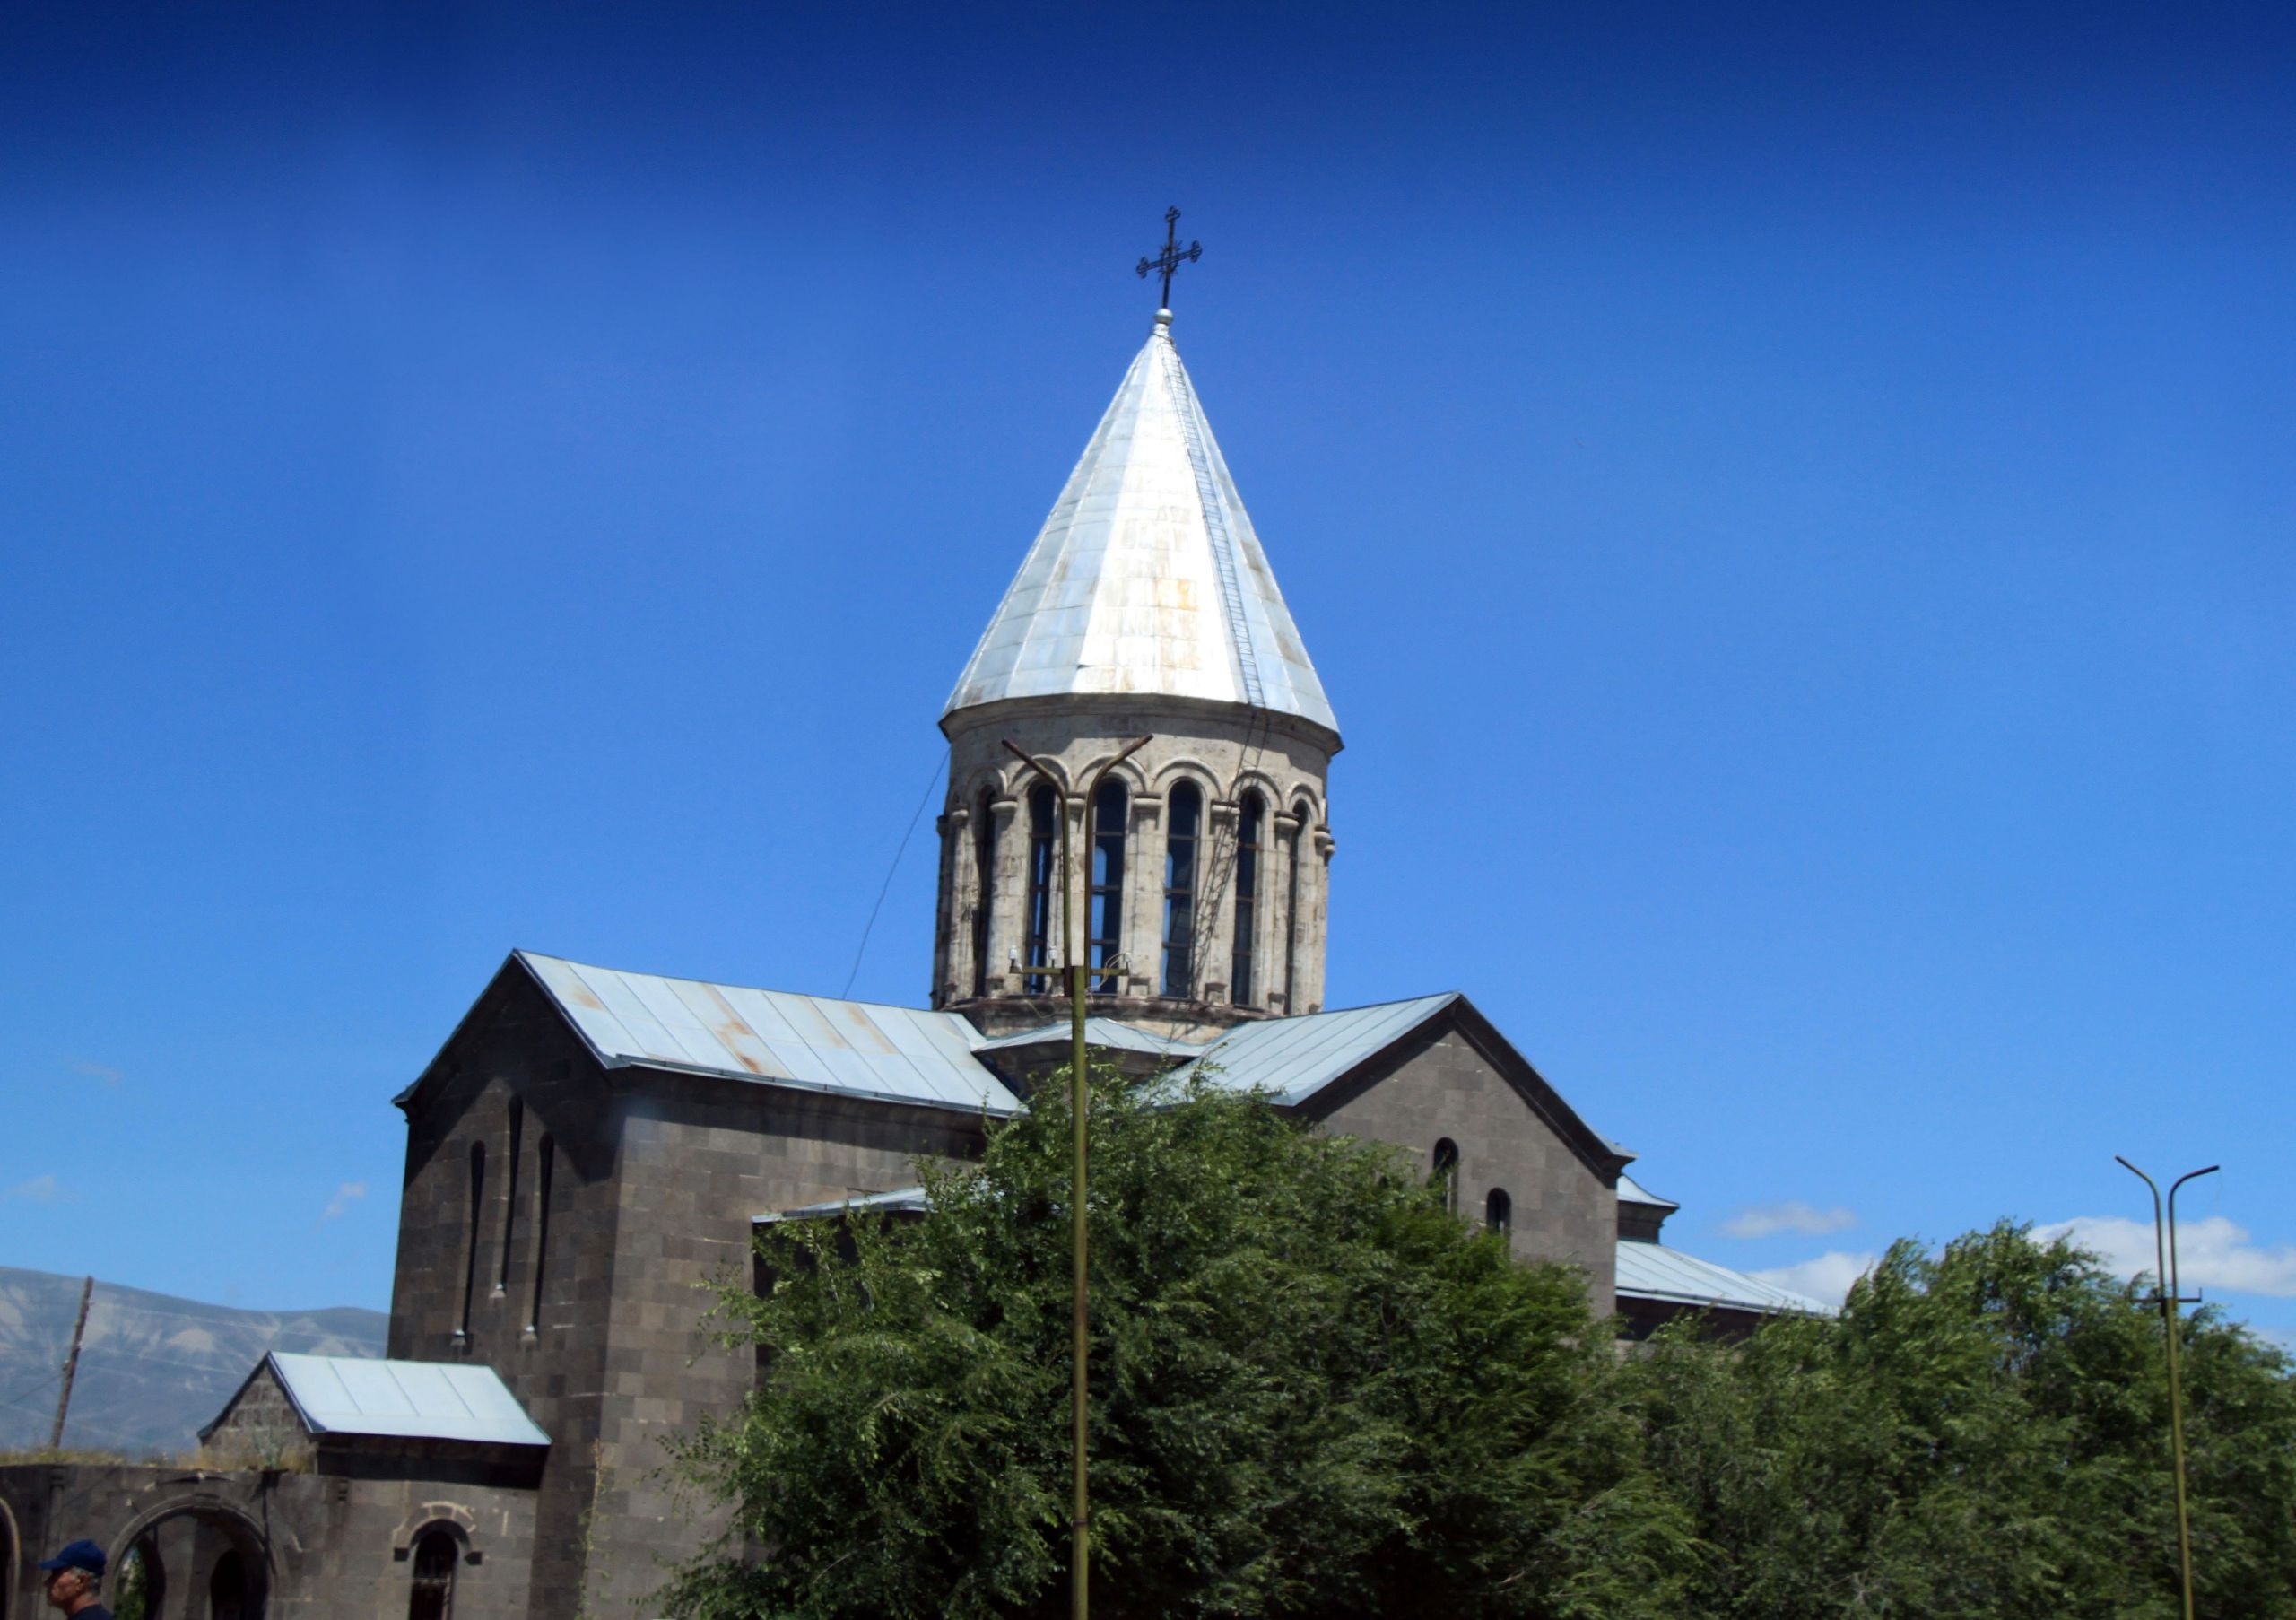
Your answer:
580;1075;986;1618
390;961;997;1618
198;1362;315;1472
1307;1022;1620;1314
389;963;621;1619
0;1459;534;1620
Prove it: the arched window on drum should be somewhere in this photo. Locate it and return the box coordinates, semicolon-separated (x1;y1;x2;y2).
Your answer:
1088;781;1128;987
1023;785;1057;995
1283;799;1312;1010
1161;783;1201;997
970;788;998;998
1231;792;1265;1006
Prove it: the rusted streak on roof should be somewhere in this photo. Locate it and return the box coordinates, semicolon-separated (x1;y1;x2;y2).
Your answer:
514;952;1025;1116
699;983;769;1076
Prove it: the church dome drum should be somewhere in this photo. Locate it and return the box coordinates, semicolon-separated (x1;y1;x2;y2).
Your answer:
932;309;1340;1037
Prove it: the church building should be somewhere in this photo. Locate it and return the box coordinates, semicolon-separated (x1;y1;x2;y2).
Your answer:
1;295;1816;1620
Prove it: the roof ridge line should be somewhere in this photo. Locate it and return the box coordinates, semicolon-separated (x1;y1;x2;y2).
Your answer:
1158;335;1264;709
513;948;978;1020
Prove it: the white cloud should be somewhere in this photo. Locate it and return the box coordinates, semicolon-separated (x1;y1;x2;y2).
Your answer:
6;1174;62;1203
2034;1215;2296;1299
1751;1250;1879;1308
319;1181;369;1223
1723;1200;1857;1239
66;1058;122;1086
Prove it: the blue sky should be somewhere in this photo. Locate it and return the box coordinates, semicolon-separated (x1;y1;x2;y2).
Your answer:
4;3;2292;1342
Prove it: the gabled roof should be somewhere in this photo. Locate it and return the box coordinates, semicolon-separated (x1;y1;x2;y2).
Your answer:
757;1186;929;1224
409;958;1622;1179
973;1017;1210;1059
1174;994;1460;1106
1618;1173;1680;1213
516;952;1024;1117
1169;991;1628;1180
204;1353;549;1446
1614;1241;1828;1318
944;313;1338;737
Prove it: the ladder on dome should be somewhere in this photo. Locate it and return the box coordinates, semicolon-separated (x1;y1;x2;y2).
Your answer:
1164;342;1277;1004
1165;344;1265;711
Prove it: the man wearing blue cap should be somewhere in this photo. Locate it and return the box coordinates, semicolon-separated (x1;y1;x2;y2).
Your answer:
38;1540;110;1619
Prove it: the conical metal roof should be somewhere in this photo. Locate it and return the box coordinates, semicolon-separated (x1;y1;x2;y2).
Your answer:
944;313;1338;736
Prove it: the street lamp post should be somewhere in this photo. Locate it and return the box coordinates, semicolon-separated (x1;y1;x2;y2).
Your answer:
1002;735;1151;1620
2116;1154;2220;1620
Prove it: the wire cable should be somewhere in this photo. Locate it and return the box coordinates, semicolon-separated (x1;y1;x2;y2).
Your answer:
841;748;949;998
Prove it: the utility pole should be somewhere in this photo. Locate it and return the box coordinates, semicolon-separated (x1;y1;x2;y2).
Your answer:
49;1275;92;1452
2118;1156;2219;1620
1003;735;1150;1620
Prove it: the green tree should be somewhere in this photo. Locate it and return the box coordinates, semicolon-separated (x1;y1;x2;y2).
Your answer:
112;1541;154;1620
660;1069;1689;1620
1623;1223;2296;1620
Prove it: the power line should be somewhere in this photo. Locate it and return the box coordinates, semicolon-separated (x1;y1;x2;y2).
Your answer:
0;1368;62;1415
841;749;948;998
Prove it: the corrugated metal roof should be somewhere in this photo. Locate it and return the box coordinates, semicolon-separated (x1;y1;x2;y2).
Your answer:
974;1018;1208;1058
1173;994;1459;1106
518;952;1024;1117
263;1353;550;1445
945;314;1338;736
1614;1241;1828;1317
1618;1173;1679;1212
757;1186;930;1224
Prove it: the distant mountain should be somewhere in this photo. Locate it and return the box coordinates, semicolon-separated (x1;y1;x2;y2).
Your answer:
0;1266;385;1459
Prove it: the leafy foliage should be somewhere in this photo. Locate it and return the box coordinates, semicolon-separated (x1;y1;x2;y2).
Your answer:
662;1071;2296;1620
113;1542;154;1620
661;1069;1678;1620
1622;1224;2296;1620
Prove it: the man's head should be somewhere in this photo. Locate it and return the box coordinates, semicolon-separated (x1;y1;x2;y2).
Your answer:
39;1540;105;1613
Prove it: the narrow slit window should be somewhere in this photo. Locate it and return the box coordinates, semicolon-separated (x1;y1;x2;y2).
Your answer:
407;1529;457;1620
527;1134;554;1334
934;806;957;989
1431;1138;1459;1215
1486;1188;1512;1234
496;1098;524;1294
1231;792;1264;1006
1024;785;1057;995
1089;781;1126;986
457;1141;485;1340
1161;783;1200;997
970;789;997;998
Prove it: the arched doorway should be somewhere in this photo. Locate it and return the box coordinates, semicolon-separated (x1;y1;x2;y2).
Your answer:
0;1494;16;1620
112;1502;269;1620
113;1534;163;1620
209;1547;248;1620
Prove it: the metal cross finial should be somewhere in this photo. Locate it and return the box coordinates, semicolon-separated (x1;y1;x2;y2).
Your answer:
1136;206;1203;308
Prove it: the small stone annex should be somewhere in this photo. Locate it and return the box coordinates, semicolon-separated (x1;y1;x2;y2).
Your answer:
0;305;1820;1620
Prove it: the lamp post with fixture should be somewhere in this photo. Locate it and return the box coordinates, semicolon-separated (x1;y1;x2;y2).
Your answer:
2116;1154;2220;1620
1001;734;1150;1620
